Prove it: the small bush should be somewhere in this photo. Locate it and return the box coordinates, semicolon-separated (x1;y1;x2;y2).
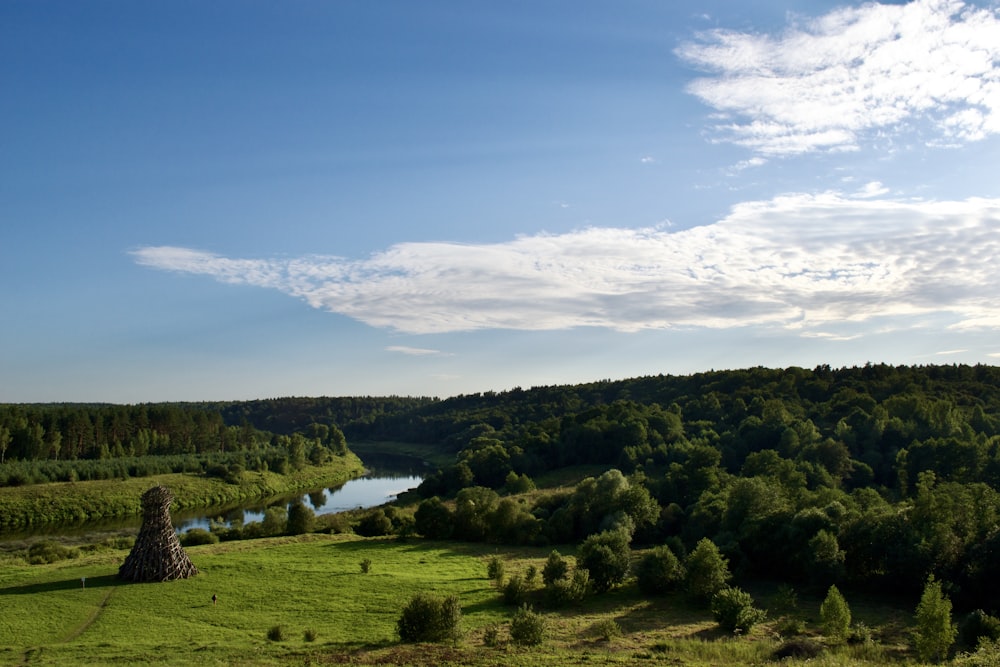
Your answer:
397;593;462;643
820;585;851;641
27;540;79;565
960;610;1000;649
509;605;546;646
711;586;766;634
267;625;285;642
180;528;219;547
546;568;590;607
355;508;393;537
594;618;622;641
848;621;875;645
487;555;505;588
542;550;569;585
303;628;317;642
636;546;683;595
776;617;807;637
502;574;529;606
360;558;372;574
482;624;501;647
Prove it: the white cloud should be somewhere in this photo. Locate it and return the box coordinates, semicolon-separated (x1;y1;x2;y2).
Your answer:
856;181;890;198
677;0;1000;155
386;345;447;356
640;156;657;164
132;194;1000;336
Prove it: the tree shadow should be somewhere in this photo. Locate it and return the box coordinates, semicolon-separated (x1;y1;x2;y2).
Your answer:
0;573;126;596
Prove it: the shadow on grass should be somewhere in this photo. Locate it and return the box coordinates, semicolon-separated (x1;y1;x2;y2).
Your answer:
0;573;127;596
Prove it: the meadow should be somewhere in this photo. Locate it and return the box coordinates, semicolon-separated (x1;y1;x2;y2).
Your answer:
0;532;948;667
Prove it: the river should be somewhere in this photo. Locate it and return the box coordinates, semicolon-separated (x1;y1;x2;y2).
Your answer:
0;453;425;543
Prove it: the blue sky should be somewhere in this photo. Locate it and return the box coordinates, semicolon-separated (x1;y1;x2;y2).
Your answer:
3;0;1000;403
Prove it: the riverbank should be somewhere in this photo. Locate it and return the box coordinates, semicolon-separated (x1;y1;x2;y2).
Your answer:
0;453;364;532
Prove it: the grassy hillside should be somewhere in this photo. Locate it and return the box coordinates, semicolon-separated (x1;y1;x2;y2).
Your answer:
0;533;947;667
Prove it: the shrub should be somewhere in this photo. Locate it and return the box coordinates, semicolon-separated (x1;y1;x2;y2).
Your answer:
955;637;1000;667
849;622;875;645
542;550;569;585
482;624;501;647
509;605;546;646
27;540;79;565
414;496;453;539
915;575;957;662
502;574;529;606
266;625;285;642
636;546;683;595
960;610;1000;649
397;593;462;643
180;528;219;547
261;506;287;536
303;628;317;642
286;500;315;535
594;618;622;641
486;555;505;588
546;568;589;607
711;586;767;634
578;529;631;593
684;538;730;604
820;585;851;641
355;508;393;537
360;558;372;574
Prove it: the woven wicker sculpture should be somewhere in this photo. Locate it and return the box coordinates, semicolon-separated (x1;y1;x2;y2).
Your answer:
119;485;198;582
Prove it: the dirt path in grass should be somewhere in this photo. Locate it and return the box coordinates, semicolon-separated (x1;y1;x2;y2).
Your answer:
61;588;115;643
17;588;116;664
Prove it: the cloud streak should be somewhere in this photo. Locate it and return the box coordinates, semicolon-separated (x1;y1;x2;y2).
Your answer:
677;0;1000;155
132;194;1000;336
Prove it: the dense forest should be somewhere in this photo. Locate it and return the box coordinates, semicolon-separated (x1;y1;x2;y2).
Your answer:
4;364;1000;613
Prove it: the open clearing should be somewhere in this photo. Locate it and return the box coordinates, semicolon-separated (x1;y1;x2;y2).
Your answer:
0;533;923;666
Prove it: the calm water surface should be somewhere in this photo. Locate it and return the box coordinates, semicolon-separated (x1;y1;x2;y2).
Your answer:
0;453;425;542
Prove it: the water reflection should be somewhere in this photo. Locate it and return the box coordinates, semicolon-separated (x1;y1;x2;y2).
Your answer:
173;472;423;533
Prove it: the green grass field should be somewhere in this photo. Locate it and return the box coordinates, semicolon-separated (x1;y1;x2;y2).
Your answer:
0;533;944;667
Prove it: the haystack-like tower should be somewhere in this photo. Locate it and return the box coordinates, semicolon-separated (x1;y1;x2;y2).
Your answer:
119;485;198;582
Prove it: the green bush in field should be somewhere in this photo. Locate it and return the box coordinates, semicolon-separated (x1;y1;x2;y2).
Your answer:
915;575;957;662
502;573;529;606
180;528;219;546
542;550;568;585
636;545;684;595
486;555;505;588
266;625;285;642
684;538;731;604
355;508;393;536
711;586;766;634
594;618;622;641
820;584;851;641
509;605;546;646
396;593;462;643
577;529;630;593
26;540;79;564
286;499;315;535
546;567;590;607
959;610;1000;649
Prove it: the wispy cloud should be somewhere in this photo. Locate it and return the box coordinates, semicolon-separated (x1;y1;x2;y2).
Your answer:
677;0;1000;155
132;194;1000;336
386;345;447;356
